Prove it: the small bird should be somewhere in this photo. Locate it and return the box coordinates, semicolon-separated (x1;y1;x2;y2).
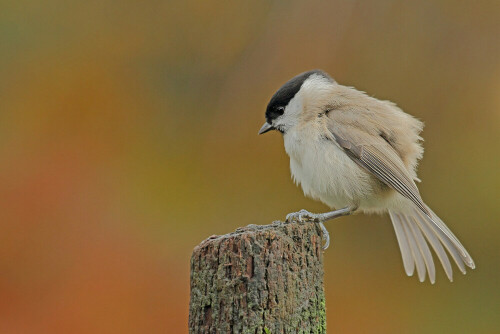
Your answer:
259;70;475;283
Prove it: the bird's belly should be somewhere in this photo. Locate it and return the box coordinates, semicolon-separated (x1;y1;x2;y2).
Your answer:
285;134;384;210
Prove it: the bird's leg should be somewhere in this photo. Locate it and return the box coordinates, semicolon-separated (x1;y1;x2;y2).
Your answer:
285;206;353;224
285;206;355;250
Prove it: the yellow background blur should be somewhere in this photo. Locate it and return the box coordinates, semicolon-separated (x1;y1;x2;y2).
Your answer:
1;1;499;333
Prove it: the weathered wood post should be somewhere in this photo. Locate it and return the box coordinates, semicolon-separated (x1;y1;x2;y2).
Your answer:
189;221;327;333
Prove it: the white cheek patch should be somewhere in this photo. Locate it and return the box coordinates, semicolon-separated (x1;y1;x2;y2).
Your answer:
274;93;303;130
285;93;303;118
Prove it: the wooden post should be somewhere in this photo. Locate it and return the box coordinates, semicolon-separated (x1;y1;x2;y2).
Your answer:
189;221;327;333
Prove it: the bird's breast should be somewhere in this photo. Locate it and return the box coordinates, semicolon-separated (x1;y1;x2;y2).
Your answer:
283;126;379;209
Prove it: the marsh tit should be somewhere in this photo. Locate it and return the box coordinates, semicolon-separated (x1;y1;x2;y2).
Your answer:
259;70;475;283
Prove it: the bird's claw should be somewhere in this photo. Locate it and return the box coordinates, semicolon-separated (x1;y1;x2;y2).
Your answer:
286;209;330;250
285;209;317;223
319;222;330;250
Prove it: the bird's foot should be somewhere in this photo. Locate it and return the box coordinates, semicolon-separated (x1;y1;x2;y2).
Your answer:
286;209;319;223
285;209;330;249
285;206;355;250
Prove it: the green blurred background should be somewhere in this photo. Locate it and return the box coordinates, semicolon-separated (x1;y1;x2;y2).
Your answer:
1;0;499;333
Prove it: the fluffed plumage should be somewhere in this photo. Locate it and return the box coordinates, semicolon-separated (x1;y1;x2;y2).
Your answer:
260;70;475;283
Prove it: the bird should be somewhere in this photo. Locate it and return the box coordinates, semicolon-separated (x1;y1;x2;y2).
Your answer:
258;69;475;283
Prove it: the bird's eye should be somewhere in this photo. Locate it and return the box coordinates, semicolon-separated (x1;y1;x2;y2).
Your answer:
276;106;285;115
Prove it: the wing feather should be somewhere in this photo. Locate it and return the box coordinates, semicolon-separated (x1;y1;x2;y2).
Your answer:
326;117;475;277
328;128;429;215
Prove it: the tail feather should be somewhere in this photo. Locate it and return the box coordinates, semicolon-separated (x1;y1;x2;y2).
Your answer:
389;211;415;276
406;215;436;283
389;205;474;283
399;214;427;282
414;208;467;274
410;211;453;281
424;205;475;269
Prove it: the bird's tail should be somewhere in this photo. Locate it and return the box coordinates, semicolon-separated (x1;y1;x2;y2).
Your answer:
388;205;475;283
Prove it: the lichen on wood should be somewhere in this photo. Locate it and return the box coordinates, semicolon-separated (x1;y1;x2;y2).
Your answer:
189;221;327;333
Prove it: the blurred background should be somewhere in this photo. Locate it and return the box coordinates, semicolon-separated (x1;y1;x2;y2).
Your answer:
1;0;499;333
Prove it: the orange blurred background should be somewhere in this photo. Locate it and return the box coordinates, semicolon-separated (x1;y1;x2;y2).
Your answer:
1;1;499;333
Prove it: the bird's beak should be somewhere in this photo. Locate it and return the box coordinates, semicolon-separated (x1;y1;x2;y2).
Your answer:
258;122;274;135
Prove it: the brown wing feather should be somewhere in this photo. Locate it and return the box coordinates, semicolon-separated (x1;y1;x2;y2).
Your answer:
328;127;430;215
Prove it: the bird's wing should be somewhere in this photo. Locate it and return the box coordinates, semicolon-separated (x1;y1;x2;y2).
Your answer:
327;123;429;215
327;121;475;270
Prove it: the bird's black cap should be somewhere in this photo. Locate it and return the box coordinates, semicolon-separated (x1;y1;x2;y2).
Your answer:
265;70;333;124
